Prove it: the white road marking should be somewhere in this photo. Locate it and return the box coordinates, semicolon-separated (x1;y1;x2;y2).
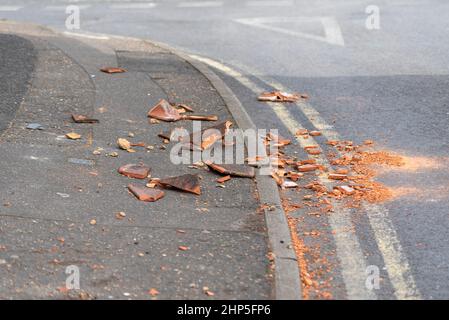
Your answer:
178;1;223;8
233;61;422;300
189;54;421;299
234;16;345;46
63;31;110;40
45;5;91;10
0;6;22;11
246;0;293;7
110;3;157;9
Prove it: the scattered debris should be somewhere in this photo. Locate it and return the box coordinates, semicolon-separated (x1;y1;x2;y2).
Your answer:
216;175;231;184
117;138;135;152
258;91;307;102
116;211;127;220
328;173;347;180
148;288;159;297
309;131;321;136
118;164;151;179
148;99;218;122
72;114;99;123
297;164;319;172
66;132;81;140
26;123;44;130
159;174;201;195
89;219;97;225
266;132;291;146
178;246;190;251
100;67;126;74
190;121;233;150
128;184;165;202
205;161;255;178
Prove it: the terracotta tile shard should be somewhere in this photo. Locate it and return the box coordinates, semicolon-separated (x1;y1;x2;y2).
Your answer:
205;161;255;178
270;171;284;186
216;175;231;183
72;114;99;123
328;173;347;180
178;246;190;251
128;184;165;202
286;171;303;181
266;132;291;146
159;174;201;195
306;148;322;155
176;104;194;112
309;131;321;136
326;140;339;146
148;99;217;122
258;91;306;102
148;288;159;297
335;185;355;195
298;159;316;165
66;132;81;140
100;67;126;74
335;168;349;175
190;121;233;150
295;129;309;136
297;164;319;172
118;164;150;179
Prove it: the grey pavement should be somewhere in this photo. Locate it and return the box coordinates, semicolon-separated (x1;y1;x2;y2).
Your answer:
0;22;272;299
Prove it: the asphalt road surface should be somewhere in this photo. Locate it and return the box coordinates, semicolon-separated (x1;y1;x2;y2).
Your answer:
1;0;449;299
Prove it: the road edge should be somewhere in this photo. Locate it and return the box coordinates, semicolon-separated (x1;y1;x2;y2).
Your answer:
163;46;302;301
1;22;302;300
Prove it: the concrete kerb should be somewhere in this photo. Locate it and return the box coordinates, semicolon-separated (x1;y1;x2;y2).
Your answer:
1;22;302;300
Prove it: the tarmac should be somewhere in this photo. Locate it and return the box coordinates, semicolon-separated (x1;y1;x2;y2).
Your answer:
0;21;300;299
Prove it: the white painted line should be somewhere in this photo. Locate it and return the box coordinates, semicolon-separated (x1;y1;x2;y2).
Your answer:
189;54;421;299
63;31;110;40
235;16;345;47
246;0;293;7
178;1;223;8
110;3;157;9
0;6;22;11
238;62;421;299
45;5;91;11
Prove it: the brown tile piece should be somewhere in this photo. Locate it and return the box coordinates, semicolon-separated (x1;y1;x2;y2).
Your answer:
159;174;201;195
205;161;255;178
128;184;164;202
118;164;151;179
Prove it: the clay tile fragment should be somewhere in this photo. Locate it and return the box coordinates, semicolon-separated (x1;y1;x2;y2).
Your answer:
159;174;201;195
266;132;291;146
72;114;99;123
205;161;255;178
216;175;231;184
306;148;322;155
328;173;347;180
335;185;355;195
258;91;306;102
118;164;151;179
148;99;217;122
297;164;319;172
309;131;321;136
128;184;164;202
100;67;126;74
191;121;233;150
